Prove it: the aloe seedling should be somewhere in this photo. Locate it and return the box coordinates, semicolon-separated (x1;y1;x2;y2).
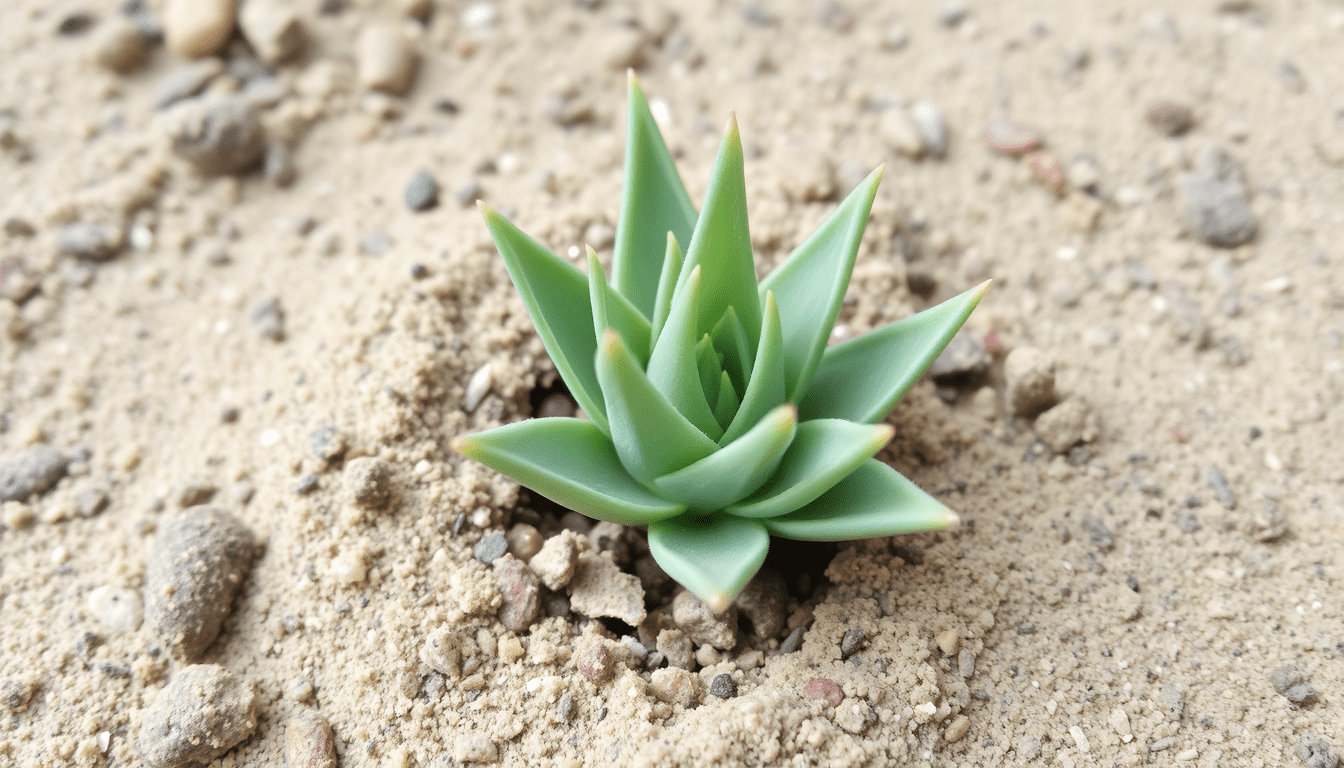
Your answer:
455;75;989;611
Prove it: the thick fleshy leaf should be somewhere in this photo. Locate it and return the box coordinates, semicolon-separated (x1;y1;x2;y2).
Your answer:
452;419;685;526
646;267;723;441
588;248;610;342
650;232;684;349
725;418;892;518
648;515;769;612
799;281;991;423
763;459;958;540
480;202;608;433
654;405;797;511
595;329;719;481
720;291;785;445
613;72;697;318
759;166;883;401
589;247;653;367
677;115;762;346
695;334;721;406
712;370;739;429
710;306;753;393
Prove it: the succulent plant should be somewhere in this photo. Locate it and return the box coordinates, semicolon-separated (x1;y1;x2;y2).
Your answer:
455;75;989;611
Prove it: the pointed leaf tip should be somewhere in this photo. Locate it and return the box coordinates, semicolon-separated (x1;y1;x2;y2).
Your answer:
707;593;730;613
944;509;961;527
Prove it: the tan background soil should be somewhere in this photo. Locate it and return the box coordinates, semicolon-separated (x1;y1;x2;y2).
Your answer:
1;0;1342;766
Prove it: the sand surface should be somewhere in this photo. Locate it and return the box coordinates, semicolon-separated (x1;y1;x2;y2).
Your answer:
2;0;1342;766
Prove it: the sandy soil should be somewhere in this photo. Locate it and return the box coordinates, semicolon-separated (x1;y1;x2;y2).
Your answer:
2;0;1342;766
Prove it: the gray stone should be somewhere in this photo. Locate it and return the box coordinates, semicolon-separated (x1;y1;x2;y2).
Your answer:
137;665;258;768
250;297;284;341
928;333;990;385
166;95;266;175
1158;685;1185;720
1180;146;1257;248
493;555;539;632
144;507;256;659
709;673;737;699
672;590;736;650
1270;665;1317;705
736;567;787;639
1208;467;1236;509
779;626;805;654
76;485;111;517
405;169;439;212
344;457;392;510
0;445;68;502
473;531;508;565
840;628;866;659
153;59;226;110
958;648;976;678
1080;514;1113;549
1296;736;1340;768
309;425;346;462
556;691;575;722
58;222;123;261
1;677;38;713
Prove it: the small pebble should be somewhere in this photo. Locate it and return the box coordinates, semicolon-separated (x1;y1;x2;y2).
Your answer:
985;119;1041;155
574;641;613;683
928;333;991;385
1034;398;1092;453
250;297;285;341
779;626;805;653
166;95;267;175
58;223;123;261
1180;145;1257;248
88;586;144;632
568;552;647;626
92;16;152;73
284;712;336;768
144;507;256;659
404;169;439;212
672;590;736;650
172;479;216;508
556;691;575;722
1080;514;1113;548
454;735;499;764
359;230;392;256
57;11;95;36
1004;346;1057;417
1146;100;1195;137
709;673;737;699
656;628;695;671
910;101;947;157
649;667;697;707
1270;665;1317;705
162;0;237;59
464;362;494;413
492;555;540;632
505;523;543;562
309;425;346;463
264;142;296;187
76;485;110;517
802;677;843;707
840;628;867;659
0;445;68;502
880;108;923;158
1207;467;1236;509
735;568;787;639
344;457;392;511
455;181;484;207
238;0;306;66
1296;736;1340;768
938;2;967;27
153;59;226;110
357;25;418;95
1;677;38;713
945;714;970;743
293;474;318;495
473;531;508;565
529;530;581;590
137;664;258;768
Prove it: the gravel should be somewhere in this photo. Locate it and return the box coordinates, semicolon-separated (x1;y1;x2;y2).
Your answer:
840;628;867;658
405;169;439;212
529;530;580;590
344;457;392;511
1180;145;1257;248
144;507;257;659
284;712;336;768
709;673;738;699
473;531;508;565
58;222;124;261
672;590;737;650
567;551;646;626
1004;346;1057;417
492;555;539;632
137;665;258;768
1297;736;1340;768
309;425;346;462
1270;664;1318;705
1207;467;1236;509
1145;100;1195;136
0;445;68;502
356;24;418;95
250;297;285;341
166;95;267;175
779;626;805;654
1080;514;1114;548
162;0;236;58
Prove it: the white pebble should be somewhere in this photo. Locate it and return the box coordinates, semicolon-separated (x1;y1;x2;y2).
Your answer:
1056;246;1079;260
330;549;368;585
414;459;432;476
129;224;154;250
52;546;69;565
88;586;145;632
259;428;281;447
97;731;111;752
464;363;493;413
461;2;497;29
1263;276;1291;293
1069;725;1090;753
1175;749;1198;761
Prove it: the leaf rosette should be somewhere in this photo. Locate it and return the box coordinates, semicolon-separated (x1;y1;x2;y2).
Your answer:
455;74;989;611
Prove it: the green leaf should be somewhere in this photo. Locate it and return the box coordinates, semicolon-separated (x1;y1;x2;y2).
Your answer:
799;281;991;423
588;248;652;368
654;405;797;511
726;418;893;519
695;334;721;406
646;267;724;441
710;306;753;393
452;419;685;526
720;291;785;445
595;329;719;481
648;515;770;612
763;459;958;541
613;72;697;318
480;202;609;434
759;166;883;401
677;115;762;346
712;370;739;429
650;232;684;349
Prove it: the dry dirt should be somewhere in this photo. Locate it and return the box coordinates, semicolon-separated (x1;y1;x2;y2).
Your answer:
2;0;1342;766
